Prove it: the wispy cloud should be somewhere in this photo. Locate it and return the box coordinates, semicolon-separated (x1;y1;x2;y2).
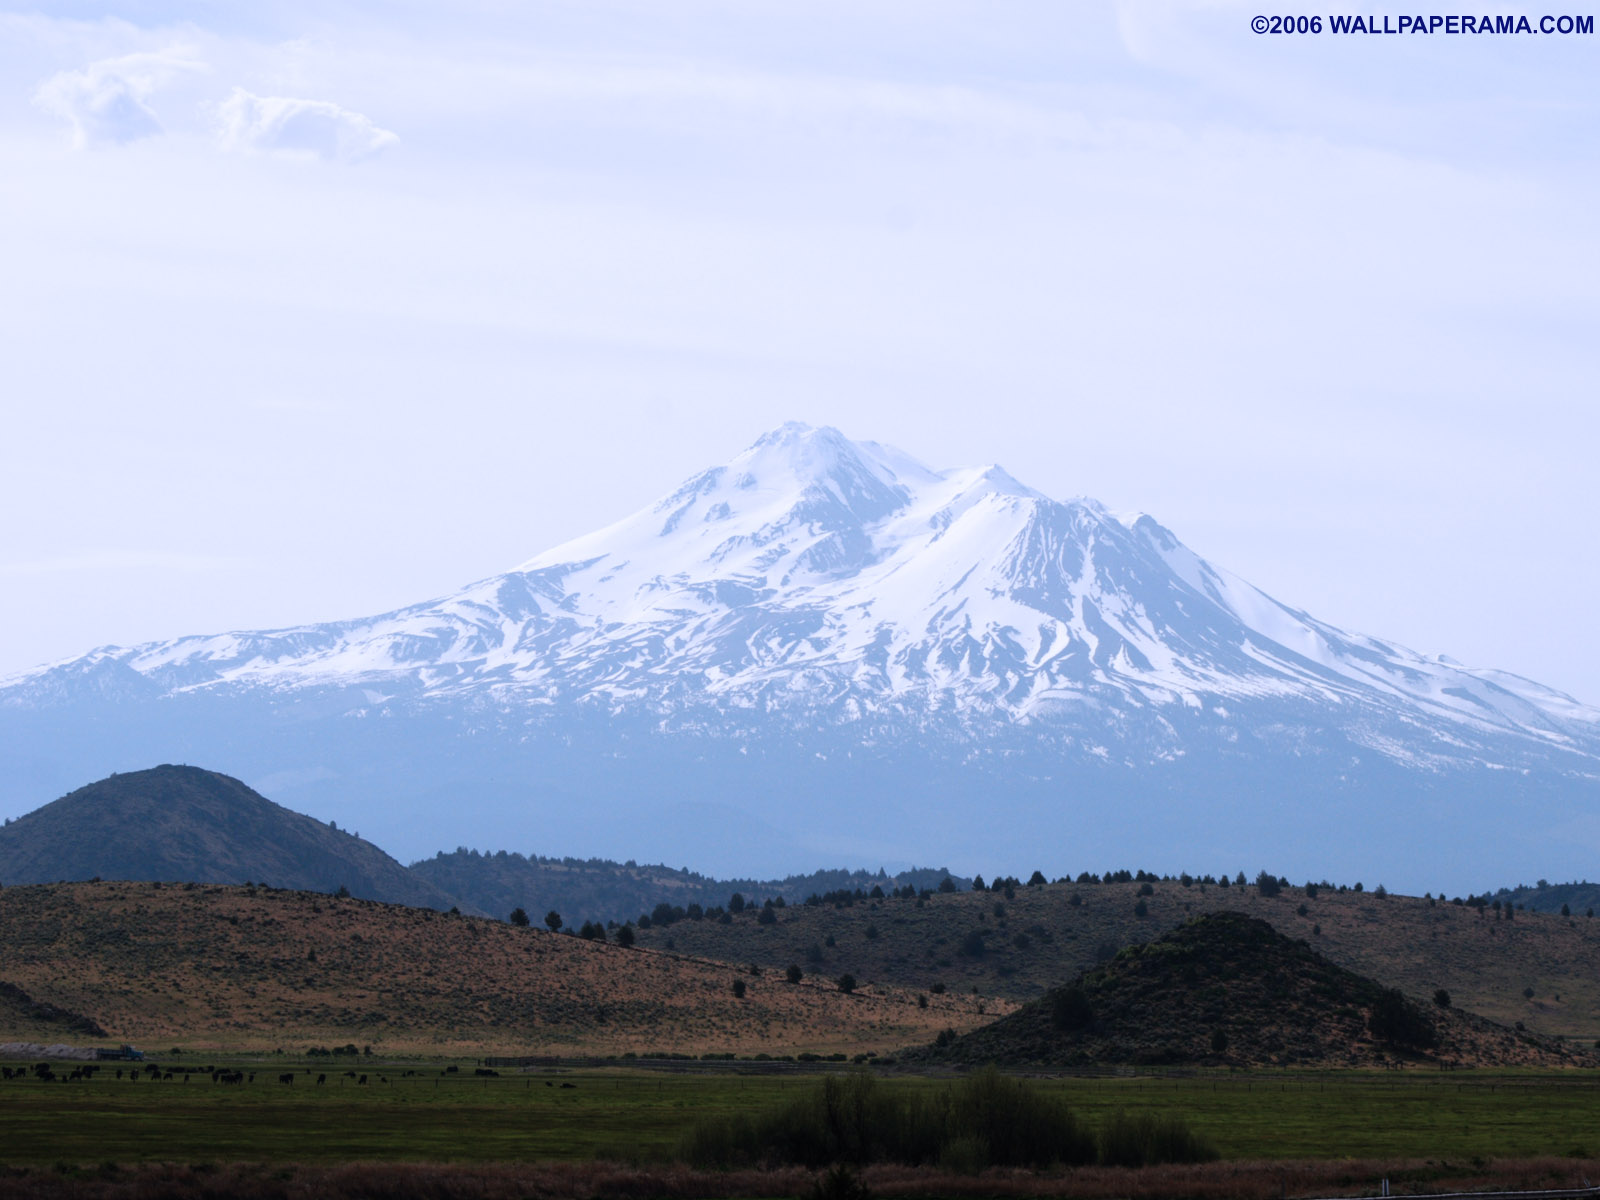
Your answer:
32;47;207;148
215;87;398;162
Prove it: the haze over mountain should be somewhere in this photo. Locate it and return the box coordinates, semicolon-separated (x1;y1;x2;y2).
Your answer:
2;424;1596;887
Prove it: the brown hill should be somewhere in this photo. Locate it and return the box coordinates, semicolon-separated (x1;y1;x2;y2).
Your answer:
627;878;1600;1042
0;765;466;913
909;912;1590;1070
0;881;1006;1055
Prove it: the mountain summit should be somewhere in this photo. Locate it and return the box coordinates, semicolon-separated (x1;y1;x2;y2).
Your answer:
2;425;1596;882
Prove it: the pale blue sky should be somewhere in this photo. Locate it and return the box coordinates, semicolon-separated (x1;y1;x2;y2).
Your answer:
2;1;1597;703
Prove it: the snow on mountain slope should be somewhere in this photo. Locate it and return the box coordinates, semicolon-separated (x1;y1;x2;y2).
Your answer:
5;423;1597;771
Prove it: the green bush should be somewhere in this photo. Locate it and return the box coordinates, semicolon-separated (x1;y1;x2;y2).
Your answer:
1098;1109;1219;1168
681;1069;1096;1170
1368;988;1436;1049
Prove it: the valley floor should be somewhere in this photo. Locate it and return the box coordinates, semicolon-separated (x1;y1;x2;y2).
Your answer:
4;1058;1600;1178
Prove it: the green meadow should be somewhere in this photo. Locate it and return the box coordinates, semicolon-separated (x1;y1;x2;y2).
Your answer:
4;1062;1600;1166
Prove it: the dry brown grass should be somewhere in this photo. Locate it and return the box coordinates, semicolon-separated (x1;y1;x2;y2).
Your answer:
4;1157;1599;1200
0;881;1011;1055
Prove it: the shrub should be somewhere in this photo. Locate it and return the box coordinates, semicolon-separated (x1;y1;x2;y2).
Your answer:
615;923;635;947
1133;898;1149;919
731;979;746;999
806;1164;872;1200
1137;882;1154;897
682;1069;1094;1171
1098;1109;1218;1168
544;910;562;933
786;964;803;984
959;930;986;957
758;907;777;926
729;893;745;913
837;974;857;994
1433;988;1451;1008
1255;871;1281;897
508;907;530;927
1368;988;1436;1049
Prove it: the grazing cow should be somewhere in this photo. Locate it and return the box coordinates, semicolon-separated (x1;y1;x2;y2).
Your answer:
358;1075;367;1085
560;1082;576;1089
317;1074;327;1085
279;1073;294;1085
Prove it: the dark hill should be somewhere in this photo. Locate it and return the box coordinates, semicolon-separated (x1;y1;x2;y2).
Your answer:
0;765;466;912
409;848;963;926
1491;880;1600;918
913;912;1590;1069
624;875;1600;1042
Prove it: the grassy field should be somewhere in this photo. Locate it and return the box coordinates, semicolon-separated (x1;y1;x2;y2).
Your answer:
5;1061;1600;1167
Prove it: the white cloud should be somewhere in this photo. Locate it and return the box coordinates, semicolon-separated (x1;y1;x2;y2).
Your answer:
32;48;206;148
215;87;399;162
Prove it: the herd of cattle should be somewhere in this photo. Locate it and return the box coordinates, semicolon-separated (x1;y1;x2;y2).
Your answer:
0;1061;406;1085
0;1062;576;1087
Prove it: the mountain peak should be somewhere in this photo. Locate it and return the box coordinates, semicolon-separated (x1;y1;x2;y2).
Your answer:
4;425;1599;887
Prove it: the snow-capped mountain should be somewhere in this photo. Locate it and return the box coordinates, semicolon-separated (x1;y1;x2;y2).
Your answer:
3;424;1597;887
